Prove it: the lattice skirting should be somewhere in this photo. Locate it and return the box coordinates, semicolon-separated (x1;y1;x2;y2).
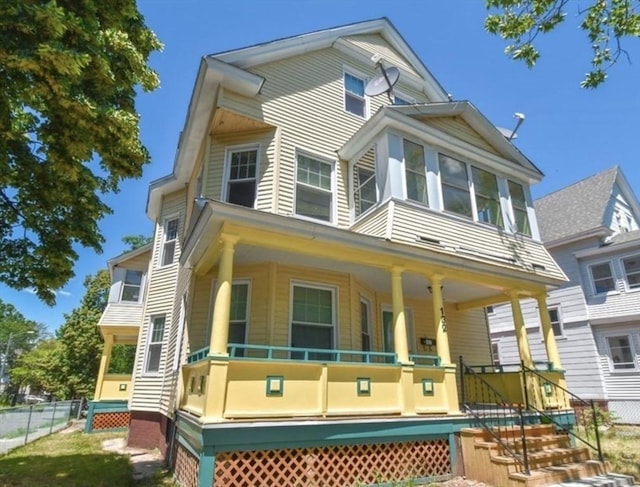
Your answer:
92;411;131;430
174;442;199;487
214;439;450;487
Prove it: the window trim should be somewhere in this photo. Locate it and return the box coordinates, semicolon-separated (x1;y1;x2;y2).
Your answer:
588;260;617;295
222;144;260;208
160;216;180;268
360;295;372;352
119;269;144;303
402;138;428;205
294;149;336;224
491;341;501;370
288;280;338;355
438;152;473;220
392;90;415;106
353;162;378;219
471;166;503;228
144;315;166;375
343;66;369;119
507;180;532;236
544;306;565;339
229;279;252;347
621;254;640;292
604;333;637;372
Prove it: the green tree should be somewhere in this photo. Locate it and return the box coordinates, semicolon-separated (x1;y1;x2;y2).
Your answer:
0;299;42;401
53;269;110;399
485;0;640;87
0;1;162;305
11;338;61;396
121;234;153;251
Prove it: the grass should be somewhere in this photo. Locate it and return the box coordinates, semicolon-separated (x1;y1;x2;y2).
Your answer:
599;425;640;481
0;427;176;487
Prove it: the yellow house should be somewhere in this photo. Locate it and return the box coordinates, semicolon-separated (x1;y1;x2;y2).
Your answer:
86;18;597;487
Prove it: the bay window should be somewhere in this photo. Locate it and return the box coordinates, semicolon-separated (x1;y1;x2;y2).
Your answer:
508;180;531;236
439;154;472;218
404;139;428;204
472;166;502;227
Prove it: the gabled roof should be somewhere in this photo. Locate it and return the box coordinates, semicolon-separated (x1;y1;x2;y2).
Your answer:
107;243;153;280
338;101;543;182
534;166;640;246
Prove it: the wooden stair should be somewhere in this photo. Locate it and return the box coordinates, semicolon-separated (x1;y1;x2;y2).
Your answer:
460;424;633;487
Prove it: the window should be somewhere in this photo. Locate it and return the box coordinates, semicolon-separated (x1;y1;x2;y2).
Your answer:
393;93;412;105
121;270;143;302
472;167;502;227
590;262;615;294
606;335;636;370
360;297;371;352
491;341;501;369
290;284;335;360
295;153;333;222
226;148;258;208
161;218;179;266
439;154;472;218
547;307;564;337
622;255;640;290
354;164;377;217
344;71;366;117
145;316;166;373
404;139;428;204
229;282;250;357
508;181;531;236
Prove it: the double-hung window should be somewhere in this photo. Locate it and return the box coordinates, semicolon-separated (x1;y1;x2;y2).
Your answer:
146;315;166;373
290;284;335;361
404;139;428;204
161;218;179;266
121;270;143;302
622;255;640;290
295;153;333;222
547;307;564;338
229;282;250;357
606;335;636;370
508;181;531;236
354;164;377;217
590;262;616;294
439;154;472;218
344;71;366;117
226;147;258;208
472;166;502;227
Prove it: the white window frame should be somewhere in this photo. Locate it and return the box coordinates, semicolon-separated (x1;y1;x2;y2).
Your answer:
120;269;144;303
343;67;369;118
471;166;503;228
289;281;337;355
588;261;617;295
545;306;565;339
402;138;428;205
144;315;166;375
353;161;378;218
491;341;501;369
605;333;637;371
360;295;372;352
160;216;179;267
621;254;640;291
507;180;531;236
438;153;473;220
294;150;336;224
222;144;260;208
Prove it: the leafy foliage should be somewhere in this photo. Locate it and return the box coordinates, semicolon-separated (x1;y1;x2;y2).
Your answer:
485;0;640;87
121;234;153;251
0;1;162;304
107;344;136;374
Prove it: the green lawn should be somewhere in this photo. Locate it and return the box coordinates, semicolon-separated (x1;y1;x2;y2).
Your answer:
0;428;175;487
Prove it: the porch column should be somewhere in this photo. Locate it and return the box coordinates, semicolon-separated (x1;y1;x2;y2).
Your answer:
390;266;410;364
536;293;563;370
510;291;534;368
430;274;451;365
94;334;113;400
209;235;238;356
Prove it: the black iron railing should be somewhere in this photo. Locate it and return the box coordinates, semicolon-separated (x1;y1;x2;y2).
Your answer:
521;363;604;463
460;357;530;475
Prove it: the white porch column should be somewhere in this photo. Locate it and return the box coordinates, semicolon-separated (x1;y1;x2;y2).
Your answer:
430;274;451;365
390;266;410;364
209;235;238;356
510;291;534;368
536;293;563;370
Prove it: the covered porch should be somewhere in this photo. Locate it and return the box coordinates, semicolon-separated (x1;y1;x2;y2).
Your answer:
178;201;568;423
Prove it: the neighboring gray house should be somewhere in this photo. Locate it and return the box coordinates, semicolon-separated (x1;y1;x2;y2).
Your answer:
488;166;640;423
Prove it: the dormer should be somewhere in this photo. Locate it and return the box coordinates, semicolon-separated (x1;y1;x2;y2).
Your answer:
106;244;152;306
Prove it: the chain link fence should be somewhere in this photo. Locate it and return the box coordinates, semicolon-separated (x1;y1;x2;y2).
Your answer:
0;400;81;455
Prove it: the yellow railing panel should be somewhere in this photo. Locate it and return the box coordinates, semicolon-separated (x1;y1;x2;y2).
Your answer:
99;374;132;400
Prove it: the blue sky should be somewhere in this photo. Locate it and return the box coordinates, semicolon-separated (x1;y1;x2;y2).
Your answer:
3;0;640;333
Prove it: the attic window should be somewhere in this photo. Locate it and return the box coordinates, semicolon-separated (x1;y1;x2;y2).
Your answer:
344;71;367;118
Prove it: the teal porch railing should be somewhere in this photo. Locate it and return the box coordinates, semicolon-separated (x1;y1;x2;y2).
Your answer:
187;343;441;366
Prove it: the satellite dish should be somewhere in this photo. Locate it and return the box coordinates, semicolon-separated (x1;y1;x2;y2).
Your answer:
497;127;518;140
365;65;400;97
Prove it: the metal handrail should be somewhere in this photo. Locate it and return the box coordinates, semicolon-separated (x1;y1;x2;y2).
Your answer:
460;357;530;474
521;363;604;463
